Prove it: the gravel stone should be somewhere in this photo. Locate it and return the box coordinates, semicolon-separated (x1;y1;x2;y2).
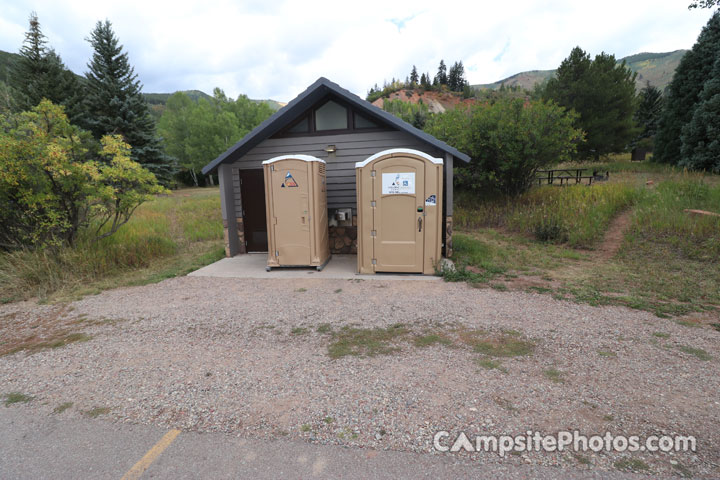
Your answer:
0;277;718;477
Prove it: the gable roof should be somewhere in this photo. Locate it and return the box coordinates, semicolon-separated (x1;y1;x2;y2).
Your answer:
201;77;470;174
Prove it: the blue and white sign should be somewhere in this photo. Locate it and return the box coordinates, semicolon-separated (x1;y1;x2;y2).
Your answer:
382;172;415;195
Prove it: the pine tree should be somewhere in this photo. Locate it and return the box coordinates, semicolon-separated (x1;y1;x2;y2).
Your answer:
435;60;448;86
448;61;467;91
448;62;458;91
634;82;664;141
655;12;720;164
544;47;637;159
10;12;83;123
680;55;720;173
456;61;467;90
410;65;419;86
83;20;175;185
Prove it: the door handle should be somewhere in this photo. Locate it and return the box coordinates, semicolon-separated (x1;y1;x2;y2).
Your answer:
418;216;423;232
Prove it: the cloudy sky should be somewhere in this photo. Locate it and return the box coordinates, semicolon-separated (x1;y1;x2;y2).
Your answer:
0;1;715;102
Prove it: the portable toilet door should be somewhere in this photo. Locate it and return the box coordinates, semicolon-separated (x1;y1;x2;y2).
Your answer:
355;149;443;275
262;155;330;270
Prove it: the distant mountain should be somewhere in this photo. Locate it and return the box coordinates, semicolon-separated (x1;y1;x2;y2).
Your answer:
144;90;213;104
473;50;688;92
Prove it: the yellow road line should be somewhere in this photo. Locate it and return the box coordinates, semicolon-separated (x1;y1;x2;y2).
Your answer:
121;429;181;480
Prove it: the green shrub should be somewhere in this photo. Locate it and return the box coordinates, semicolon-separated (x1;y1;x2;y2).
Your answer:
0;101;166;249
425;97;582;195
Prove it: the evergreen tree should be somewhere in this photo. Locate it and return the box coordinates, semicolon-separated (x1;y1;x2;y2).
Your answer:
448;61;467;91
680;55;720;173
83;20;175;185
410;65;419;85
655;12;720;164
10;12;83;123
419;73;427;88
634;82;663;142
544;47;637;159
435;60;448;86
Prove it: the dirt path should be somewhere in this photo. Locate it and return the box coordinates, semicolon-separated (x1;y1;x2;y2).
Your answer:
1;277;719;478
597;210;633;260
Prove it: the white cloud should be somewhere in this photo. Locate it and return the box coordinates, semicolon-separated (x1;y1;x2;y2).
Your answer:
0;0;715;101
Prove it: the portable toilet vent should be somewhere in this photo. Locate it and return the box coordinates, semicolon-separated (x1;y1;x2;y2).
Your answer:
262;155;330;271
355;149;443;274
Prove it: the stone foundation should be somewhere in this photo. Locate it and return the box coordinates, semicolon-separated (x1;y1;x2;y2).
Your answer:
329;225;357;254
445;216;453;257
236;217;246;254
223;217;246;257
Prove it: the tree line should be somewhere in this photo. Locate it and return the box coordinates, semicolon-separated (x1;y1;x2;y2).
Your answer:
0;13;273;249
376;10;720;196
158;90;273;186
367;59;471;102
654;11;720;172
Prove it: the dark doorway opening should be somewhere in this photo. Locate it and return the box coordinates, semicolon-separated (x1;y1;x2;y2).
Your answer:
239;169;268;252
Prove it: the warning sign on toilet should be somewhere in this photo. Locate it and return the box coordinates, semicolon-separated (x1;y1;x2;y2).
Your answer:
382;172;415;194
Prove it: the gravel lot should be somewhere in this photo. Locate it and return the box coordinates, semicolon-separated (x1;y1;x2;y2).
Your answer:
1;277;718;478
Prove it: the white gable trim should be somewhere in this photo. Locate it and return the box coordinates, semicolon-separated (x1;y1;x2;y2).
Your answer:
262;154;326;165
354;148;443;168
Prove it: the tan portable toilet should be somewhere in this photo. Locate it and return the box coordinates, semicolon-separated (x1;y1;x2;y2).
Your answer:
263;155;330;271
355;149;443;275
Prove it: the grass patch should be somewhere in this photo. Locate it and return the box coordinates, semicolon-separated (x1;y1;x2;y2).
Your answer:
456;183;638;247
3;332;92;357
471;335;535;357
614;458;649;472
476;358;507;372
300;424;312;432
316;323;332;334
85;407;111;418
323;417;334;424
452;174;720;318
53;402;73;414
574;454;592;465
672;461;693;478
0;188;224;303
442;230;587;285
597;349;617;357
327;324;410;359
543;368;565;383
676;345;712;361
413;333;453;348
3;392;33;406
675;319;703;328
290;327;309;335
334;289;342;293
652;332;670;338
295;288;307;293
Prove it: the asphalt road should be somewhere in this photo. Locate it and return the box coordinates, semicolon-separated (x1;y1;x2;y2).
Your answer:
0;408;652;479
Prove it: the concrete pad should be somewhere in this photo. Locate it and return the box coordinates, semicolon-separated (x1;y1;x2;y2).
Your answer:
188;254;441;281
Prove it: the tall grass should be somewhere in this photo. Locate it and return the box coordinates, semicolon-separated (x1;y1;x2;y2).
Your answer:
455;183;638;248
627;180;720;261
0;188;225;302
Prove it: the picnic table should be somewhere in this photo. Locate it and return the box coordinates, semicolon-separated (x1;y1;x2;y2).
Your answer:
535;168;609;186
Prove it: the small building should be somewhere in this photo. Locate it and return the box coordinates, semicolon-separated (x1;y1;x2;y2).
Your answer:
201;77;470;263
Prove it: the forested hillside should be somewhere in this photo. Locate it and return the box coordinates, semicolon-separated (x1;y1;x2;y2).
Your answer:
473;50;687;92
